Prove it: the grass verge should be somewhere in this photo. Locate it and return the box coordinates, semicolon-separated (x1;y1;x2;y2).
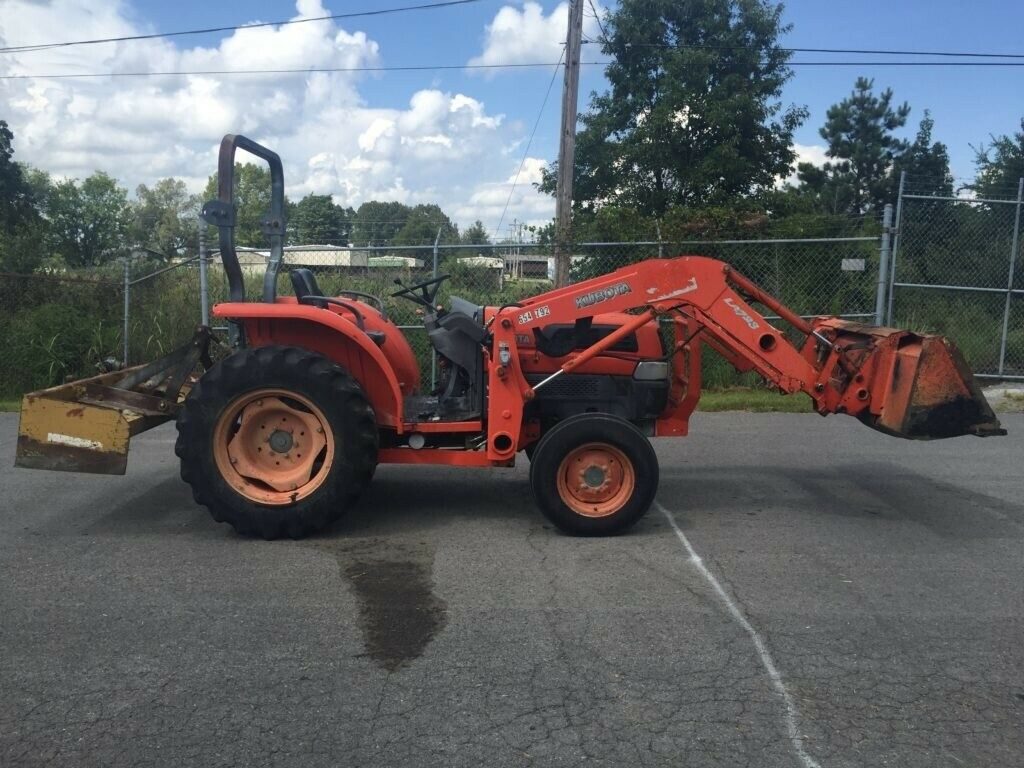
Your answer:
697;387;813;413
1000;391;1024;413
0;399;21;413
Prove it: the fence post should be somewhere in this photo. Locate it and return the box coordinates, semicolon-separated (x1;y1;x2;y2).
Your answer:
122;257;131;367
885;171;906;325
198;216;210;327
997;177;1024;375
431;226;442;389
875;203;893;326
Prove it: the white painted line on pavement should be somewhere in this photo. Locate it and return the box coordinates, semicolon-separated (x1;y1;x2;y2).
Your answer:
655;500;821;768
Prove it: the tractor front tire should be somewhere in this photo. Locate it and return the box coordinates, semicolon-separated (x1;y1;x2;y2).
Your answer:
529;413;659;536
176;346;377;539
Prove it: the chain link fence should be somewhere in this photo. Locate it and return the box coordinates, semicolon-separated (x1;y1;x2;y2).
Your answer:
125;255;207;365
0;229;890;399
887;173;1024;379
10;189;1024;401
197;236;884;387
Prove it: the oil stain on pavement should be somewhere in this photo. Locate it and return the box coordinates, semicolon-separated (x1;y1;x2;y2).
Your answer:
330;541;448;671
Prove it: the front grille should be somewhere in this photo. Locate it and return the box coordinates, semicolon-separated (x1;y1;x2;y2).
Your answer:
526;375;603;399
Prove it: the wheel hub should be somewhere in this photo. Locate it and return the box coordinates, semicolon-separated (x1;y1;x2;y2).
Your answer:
212;389;334;506
268;429;294;454
581;464;608;490
556;443;636;518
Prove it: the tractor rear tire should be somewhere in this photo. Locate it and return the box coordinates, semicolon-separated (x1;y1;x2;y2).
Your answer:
175;345;377;539
529;413;658;536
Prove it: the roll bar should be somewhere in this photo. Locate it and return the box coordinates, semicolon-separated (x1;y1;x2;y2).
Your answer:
200;134;286;304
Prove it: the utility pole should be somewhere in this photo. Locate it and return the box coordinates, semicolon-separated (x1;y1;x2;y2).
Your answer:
511;218;520;279
553;0;585;287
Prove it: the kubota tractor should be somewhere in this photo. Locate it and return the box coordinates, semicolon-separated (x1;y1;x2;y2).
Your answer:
15;136;1005;538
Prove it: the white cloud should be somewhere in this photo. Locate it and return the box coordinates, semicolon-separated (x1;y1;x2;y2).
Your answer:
468;1;602;72
794;142;829;168
359;119;396;153
450;156;554;233
507;156;546;186
0;0;551;232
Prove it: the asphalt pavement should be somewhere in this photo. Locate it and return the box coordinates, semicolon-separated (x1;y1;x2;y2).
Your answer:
1;411;1022;767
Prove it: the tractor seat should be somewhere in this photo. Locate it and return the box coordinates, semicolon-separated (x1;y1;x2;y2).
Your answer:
290;268;386;347
290;268;326;308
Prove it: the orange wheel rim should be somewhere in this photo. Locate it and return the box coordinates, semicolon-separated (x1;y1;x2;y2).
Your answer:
556;442;635;518
212;388;335;506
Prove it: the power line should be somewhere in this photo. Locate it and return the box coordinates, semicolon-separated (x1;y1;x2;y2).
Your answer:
7;58;1024;81
786;45;1024;59
586;0;609;44
787;61;1024;66
0;0;485;55
492;49;565;240
593;40;1024;60
6;2;1022;65
0;61;581;80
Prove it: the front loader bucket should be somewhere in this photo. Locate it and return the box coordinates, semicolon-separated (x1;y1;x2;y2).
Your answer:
854;328;1004;440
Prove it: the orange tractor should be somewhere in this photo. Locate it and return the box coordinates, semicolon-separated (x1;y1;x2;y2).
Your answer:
16;136;1005;538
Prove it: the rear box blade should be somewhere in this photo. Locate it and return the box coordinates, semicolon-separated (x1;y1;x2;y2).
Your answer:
15;367;174;475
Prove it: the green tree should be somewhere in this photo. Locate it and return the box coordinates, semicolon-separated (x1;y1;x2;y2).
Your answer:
0;121;35;230
574;206;656;243
789;162;858;216
351;201;411;246
290;194;353;244
758;184;869;237
47;172;132;267
393;204;459;248
972;118;1024;198
460;220;491;246
814;77;910;214
541;0;806;216
23;167;53;208
132;178;200;261
202;163;288;247
889;111;952;197
0;121;47;272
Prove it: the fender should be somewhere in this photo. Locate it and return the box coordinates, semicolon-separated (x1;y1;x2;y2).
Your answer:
213;302;408;431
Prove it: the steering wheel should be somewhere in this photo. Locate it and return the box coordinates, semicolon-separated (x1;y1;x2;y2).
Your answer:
390;274;449;309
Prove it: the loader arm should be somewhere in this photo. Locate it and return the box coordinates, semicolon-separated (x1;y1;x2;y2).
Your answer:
496;257;1003;440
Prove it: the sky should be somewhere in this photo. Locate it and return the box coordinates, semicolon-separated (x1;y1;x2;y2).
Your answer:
1;0;1022;236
